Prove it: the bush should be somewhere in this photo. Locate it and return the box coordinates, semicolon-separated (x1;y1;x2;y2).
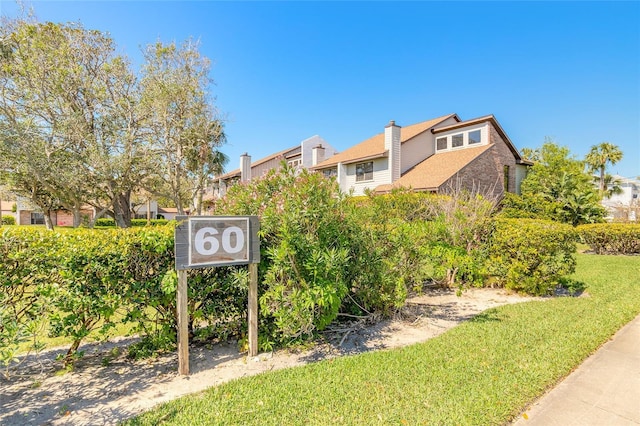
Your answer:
1;215;16;225
0;227;55;370
95;218;170;227
131;219;170;227
95;218;115;227
487;219;578;295
577;223;640;255
0;226;178;366
213;166;354;342
352;189;495;292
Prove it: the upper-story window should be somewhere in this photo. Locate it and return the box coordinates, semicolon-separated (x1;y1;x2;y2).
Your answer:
452;133;464;148
287;158;302;168
355;161;373;182
436;129;483;152
469;130;481;145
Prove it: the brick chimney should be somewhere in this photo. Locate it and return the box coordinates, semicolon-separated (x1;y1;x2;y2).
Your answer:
385;120;401;182
240;152;251;182
311;144;326;166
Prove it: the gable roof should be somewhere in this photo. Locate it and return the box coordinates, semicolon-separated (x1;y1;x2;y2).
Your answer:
375;144;493;193
218;145;299;180
312;113;460;169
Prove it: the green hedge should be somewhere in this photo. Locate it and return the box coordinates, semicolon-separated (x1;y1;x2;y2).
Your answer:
95;218;170;227
487;219;578;295
1;179;585;366
577;223;640;255
1;216;16;225
94;218;116;227
0;226;178;366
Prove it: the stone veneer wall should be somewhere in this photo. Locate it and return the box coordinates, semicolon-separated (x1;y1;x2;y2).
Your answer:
439;122;518;200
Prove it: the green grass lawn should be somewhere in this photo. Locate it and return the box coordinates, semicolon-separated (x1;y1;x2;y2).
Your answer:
126;253;640;425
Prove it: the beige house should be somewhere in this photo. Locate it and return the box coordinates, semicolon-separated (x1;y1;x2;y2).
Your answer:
311;113;530;198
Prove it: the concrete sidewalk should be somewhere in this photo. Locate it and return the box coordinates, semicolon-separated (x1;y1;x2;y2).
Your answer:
513;314;640;425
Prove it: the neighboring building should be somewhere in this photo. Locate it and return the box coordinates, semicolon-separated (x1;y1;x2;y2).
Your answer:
1;200;17;223
211;135;338;198
311;113;530;198
157;207;178;220
602;175;639;222
15;197;94;226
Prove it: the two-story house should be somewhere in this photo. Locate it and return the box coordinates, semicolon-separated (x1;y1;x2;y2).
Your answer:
311;113;530;198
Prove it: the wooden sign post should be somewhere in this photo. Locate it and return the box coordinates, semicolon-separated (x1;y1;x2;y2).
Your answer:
174;216;260;375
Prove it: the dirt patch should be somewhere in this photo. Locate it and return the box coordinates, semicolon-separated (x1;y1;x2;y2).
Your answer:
0;287;542;425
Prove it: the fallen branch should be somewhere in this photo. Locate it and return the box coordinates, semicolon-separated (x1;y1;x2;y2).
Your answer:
338;330;351;347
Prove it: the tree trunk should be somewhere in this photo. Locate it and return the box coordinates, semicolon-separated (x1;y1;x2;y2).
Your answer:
88;207;108;228
72;204;82;228
43;209;55;230
599;166;606;194
113;191;132;228
195;187;203;215
64;338;82;368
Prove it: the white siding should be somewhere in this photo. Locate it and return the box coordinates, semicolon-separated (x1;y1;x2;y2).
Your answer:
437;116;460;127
433;123;489;153
515;164;528;195
401;132;435;173
344;158;390;196
604;178;639;207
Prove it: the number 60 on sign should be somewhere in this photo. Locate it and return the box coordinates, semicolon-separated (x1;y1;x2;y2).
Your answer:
174;216;260;269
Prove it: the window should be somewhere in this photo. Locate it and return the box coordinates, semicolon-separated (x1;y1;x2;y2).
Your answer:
323;168;337;178
452;133;464;148
31;212;45;225
503;165;510;192
355;161;373;182
436;137;447;151
287;158;302;168
469;130;481;145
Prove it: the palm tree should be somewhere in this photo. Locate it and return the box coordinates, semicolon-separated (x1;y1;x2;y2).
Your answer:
585;142;623;194
601;174;624;199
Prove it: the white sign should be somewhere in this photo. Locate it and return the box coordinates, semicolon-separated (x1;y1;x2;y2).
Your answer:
175;216;260;269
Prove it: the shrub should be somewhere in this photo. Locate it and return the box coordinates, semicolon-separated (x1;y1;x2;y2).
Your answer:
352;189;495;292
95;218;116;227
131;219;170;227
0;226;179;366
577;223;640;255
498;192;557;221
0;227;54;371
95;218;170;227
487;219;578;295
213;166;354;342
1;216;16;225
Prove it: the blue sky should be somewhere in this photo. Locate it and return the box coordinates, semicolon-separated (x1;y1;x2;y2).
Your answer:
1;1;639;178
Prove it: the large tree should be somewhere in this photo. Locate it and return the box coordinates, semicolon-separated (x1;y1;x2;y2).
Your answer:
139;40;227;215
516;140;605;225
0;18;151;227
584;142;623;195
